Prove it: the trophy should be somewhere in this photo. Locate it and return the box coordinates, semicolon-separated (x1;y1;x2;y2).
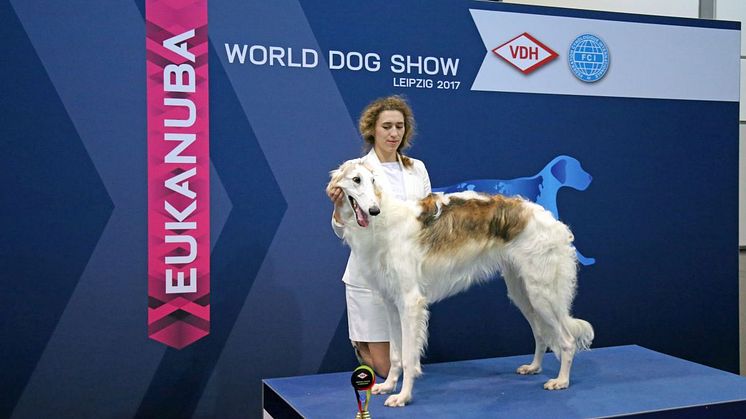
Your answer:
351;365;375;419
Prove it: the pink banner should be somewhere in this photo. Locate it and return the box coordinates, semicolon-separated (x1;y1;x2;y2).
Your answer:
146;0;209;349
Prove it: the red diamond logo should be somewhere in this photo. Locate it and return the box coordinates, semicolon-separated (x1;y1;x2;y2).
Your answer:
492;32;558;74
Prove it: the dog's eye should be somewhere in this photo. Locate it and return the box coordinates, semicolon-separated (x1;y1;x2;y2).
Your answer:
353;177;361;184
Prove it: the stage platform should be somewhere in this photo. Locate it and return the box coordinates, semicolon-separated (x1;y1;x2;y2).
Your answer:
263;345;746;418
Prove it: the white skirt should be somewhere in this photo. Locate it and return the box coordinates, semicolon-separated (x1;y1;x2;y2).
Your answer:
345;284;390;342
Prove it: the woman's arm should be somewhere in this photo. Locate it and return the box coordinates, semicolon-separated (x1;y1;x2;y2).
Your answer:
419;160;432;196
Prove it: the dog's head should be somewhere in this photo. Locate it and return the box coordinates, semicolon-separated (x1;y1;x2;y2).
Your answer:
549;155;592;191
327;161;381;227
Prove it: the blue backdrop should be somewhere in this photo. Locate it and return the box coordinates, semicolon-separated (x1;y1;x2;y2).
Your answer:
0;1;739;417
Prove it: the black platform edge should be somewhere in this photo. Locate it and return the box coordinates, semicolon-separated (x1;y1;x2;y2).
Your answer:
610;399;746;418
263;382;303;419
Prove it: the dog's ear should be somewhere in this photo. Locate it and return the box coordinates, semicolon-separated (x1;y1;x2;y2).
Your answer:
550;159;567;184
326;168;341;195
326;162;349;195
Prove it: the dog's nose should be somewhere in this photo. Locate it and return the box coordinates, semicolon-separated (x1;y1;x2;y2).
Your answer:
369;206;380;216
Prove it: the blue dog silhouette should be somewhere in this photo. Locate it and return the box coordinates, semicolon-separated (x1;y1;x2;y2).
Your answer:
433;155;595;266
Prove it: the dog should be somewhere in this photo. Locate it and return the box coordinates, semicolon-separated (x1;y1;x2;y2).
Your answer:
433;155;595;265
327;161;594;407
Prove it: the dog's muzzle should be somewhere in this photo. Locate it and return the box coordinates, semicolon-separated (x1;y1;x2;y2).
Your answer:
349;196;380;228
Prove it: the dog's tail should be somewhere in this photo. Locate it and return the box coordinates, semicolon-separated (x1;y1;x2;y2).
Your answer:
567;317;594;351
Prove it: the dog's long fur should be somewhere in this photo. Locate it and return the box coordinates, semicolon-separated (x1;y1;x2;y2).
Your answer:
328;161;594;407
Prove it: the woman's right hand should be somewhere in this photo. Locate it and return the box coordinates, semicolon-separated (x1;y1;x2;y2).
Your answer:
328;187;345;225
328;186;345;207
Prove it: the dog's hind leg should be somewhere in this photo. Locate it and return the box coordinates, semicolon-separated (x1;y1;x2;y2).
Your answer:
515;239;583;390
547;316;593;389
527;291;576;390
504;269;546;375
373;301;401;395
544;318;576;390
384;290;428;407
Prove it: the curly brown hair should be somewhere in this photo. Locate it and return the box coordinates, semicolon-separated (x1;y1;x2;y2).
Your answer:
358;95;416;167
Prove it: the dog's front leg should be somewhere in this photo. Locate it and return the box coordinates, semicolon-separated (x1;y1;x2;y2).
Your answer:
384;291;427;407
373;302;401;395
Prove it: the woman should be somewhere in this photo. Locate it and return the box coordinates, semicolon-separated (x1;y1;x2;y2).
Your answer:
327;95;431;378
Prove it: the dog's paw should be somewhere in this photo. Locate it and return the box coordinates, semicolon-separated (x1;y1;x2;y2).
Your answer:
384;393;411;407
372;382;395;395
516;364;542;375
543;378;569;390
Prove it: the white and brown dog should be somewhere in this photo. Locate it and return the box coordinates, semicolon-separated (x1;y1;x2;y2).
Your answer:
327;161;593;407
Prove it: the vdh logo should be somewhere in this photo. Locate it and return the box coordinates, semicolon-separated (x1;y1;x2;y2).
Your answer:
568;34;610;82
492;32;558;74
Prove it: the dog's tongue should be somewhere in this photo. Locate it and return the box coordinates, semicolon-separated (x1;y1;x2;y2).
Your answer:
355;205;369;227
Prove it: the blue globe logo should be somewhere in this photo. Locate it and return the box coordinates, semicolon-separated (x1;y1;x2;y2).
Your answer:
568;34;609;82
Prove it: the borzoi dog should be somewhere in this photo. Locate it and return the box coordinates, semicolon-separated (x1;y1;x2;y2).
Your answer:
327;161;593;407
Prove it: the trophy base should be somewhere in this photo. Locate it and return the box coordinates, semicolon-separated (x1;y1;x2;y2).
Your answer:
355;411;371;419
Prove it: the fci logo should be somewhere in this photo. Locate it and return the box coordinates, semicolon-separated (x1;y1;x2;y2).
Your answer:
492;32;558;74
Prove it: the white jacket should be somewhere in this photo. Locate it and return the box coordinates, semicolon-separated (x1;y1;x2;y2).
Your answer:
332;149;431;287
